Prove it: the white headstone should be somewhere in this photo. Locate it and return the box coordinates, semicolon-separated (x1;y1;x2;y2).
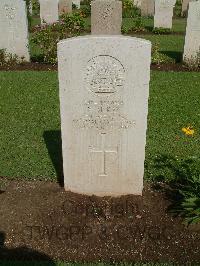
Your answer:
58;35;151;196
181;0;190;16
154;0;176;29
0;0;30;61
59;0;72;14
73;0;80;8
183;1;200;62
141;0;155;16
134;0;142;8
40;0;59;24
91;0;122;35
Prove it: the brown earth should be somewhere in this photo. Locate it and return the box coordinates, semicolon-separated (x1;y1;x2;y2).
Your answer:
0;62;200;72
0;179;200;263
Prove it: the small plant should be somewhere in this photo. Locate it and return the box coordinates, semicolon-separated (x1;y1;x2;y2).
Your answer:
152;27;172;35
122;17;145;33
32;0;40;16
152;155;200;225
174;0;182;17
31;12;85;64
0;49;25;67
122;0;141;18
151;43;175;64
80;5;91;17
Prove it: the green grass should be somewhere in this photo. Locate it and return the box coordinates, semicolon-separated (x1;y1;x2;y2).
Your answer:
133;34;185;62
123;17;187;33
0;71;200;181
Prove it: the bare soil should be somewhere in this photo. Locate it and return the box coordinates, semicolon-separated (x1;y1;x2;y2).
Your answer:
0;62;199;72
0;180;199;263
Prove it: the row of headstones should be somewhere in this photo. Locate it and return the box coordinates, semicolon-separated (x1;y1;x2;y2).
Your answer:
0;0;200;63
137;0;194;17
39;0;196;30
40;0;76;25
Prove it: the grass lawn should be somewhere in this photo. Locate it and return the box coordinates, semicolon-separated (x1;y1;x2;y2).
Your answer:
123;17;187;33
0;71;200;181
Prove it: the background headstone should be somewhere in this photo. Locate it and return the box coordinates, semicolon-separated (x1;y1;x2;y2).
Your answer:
154;0;176;29
73;0;80;9
58;36;151;196
134;0;142;8
0;0;30;61
40;0;59;24
59;0;72;14
181;0;195;16
183;1;200;62
141;0;155;16
91;0;122;35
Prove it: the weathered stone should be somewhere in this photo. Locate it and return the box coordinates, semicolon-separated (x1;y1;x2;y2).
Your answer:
141;0;155;17
59;0;72;14
183;1;200;62
134;0;142;7
58;35;151;196
0;0;30;61
91;0;122;35
40;0;59;24
154;0;176;29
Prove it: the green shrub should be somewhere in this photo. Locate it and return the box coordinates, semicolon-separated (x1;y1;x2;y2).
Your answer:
152;155;200;225
31;12;85;64
32;0;40;16
174;0;182;17
0;49;25;67
122;17;145;33
122;0;141;18
152;27;172;35
80;5;91;17
81;0;91;5
151;43;175;64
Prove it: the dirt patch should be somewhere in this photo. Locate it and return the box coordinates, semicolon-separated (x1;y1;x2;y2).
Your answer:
0;63;57;71
0;62;199;72
0;180;199;263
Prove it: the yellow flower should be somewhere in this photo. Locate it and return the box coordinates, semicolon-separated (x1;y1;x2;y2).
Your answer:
182;126;195;136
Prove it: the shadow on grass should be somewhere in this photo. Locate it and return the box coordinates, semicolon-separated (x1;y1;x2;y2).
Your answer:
145;25;154;32
43;130;64;187
160;51;183;63
0;231;55;264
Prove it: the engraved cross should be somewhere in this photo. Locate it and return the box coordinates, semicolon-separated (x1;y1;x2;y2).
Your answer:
90;133;117;177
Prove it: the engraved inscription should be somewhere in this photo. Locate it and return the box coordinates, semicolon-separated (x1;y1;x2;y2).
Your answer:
4;5;16;20
89;133;117;177
73;100;135;132
85;55;125;95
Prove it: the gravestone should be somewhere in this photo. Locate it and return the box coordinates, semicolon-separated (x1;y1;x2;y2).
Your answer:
59;0;72;14
141;0;155;16
181;0;190;16
134;0;142;7
91;0;122;35
73;0;80;9
0;0;30;61
183;1;200;62
40;0;59;24
154;0;176;29
58;35;151;196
